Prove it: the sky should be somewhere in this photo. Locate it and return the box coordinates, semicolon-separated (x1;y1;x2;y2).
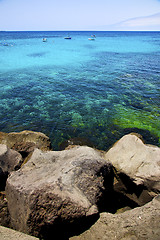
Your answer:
0;0;160;31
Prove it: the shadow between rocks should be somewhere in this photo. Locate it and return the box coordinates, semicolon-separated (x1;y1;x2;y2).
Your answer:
117;172;145;196
39;214;99;240
113;171;154;206
97;190;139;214
0;170;8;191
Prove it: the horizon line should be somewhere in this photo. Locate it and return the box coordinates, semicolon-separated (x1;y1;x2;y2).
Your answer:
1;30;160;32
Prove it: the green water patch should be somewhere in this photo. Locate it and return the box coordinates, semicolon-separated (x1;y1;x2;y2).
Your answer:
113;104;160;146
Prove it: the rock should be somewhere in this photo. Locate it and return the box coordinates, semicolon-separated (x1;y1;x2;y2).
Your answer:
0;131;52;158
0;144;22;190
0;192;10;227
6;146;113;239
70;195;160;240
104;134;160;205
0;225;39;240
0;144;22;172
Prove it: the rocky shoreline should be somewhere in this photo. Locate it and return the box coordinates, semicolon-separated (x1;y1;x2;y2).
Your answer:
0;130;160;240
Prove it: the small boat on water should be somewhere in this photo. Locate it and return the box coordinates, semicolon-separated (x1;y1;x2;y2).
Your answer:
0;41;11;46
3;42;9;46
64;36;71;39
42;38;47;42
88;34;96;41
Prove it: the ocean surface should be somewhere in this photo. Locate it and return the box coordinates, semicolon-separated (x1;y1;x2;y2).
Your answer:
0;31;160;150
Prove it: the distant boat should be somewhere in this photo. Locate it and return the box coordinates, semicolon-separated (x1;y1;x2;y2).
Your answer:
64;36;71;39
88;34;96;41
0;41;10;46
42;38;47;42
3;43;9;46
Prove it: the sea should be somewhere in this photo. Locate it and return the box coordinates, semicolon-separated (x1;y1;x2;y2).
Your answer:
0;31;159;150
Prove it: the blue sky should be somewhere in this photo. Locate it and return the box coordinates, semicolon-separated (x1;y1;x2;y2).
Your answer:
0;0;160;31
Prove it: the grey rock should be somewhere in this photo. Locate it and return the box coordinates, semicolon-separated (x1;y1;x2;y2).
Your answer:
70;195;160;240
0;144;22;173
0;144;22;190
104;134;160;205
6;146;113;238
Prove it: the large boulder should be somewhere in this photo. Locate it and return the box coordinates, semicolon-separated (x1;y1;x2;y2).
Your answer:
0;131;52;158
6;146;113;239
0;144;22;190
70;194;160;240
104;134;160;205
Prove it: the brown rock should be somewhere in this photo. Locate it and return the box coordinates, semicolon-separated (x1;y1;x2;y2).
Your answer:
0;130;52;152
6;146;113;239
0;130;52;160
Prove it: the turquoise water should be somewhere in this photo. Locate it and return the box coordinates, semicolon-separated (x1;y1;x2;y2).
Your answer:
0;31;160;150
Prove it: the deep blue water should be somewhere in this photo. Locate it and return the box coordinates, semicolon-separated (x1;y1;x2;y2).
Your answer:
0;31;160;150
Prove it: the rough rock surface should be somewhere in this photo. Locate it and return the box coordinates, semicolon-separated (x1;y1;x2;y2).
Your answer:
0;226;39;240
0;130;52;156
0;144;22;190
70;194;160;240
104;134;160;205
6;146;113;239
0;192;10;227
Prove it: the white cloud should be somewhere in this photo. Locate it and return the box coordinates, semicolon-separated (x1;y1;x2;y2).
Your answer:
104;13;160;31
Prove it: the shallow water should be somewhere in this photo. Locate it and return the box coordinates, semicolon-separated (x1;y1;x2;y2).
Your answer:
0;31;160;149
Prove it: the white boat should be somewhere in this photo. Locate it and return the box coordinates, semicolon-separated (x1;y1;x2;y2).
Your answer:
88;34;96;41
88;38;95;41
42;38;47;42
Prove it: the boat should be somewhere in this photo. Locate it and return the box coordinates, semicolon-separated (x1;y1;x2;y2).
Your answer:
0;40;10;46
64;34;71;39
3;42;9;46
42;38;47;42
64;36;71;39
88;34;96;41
